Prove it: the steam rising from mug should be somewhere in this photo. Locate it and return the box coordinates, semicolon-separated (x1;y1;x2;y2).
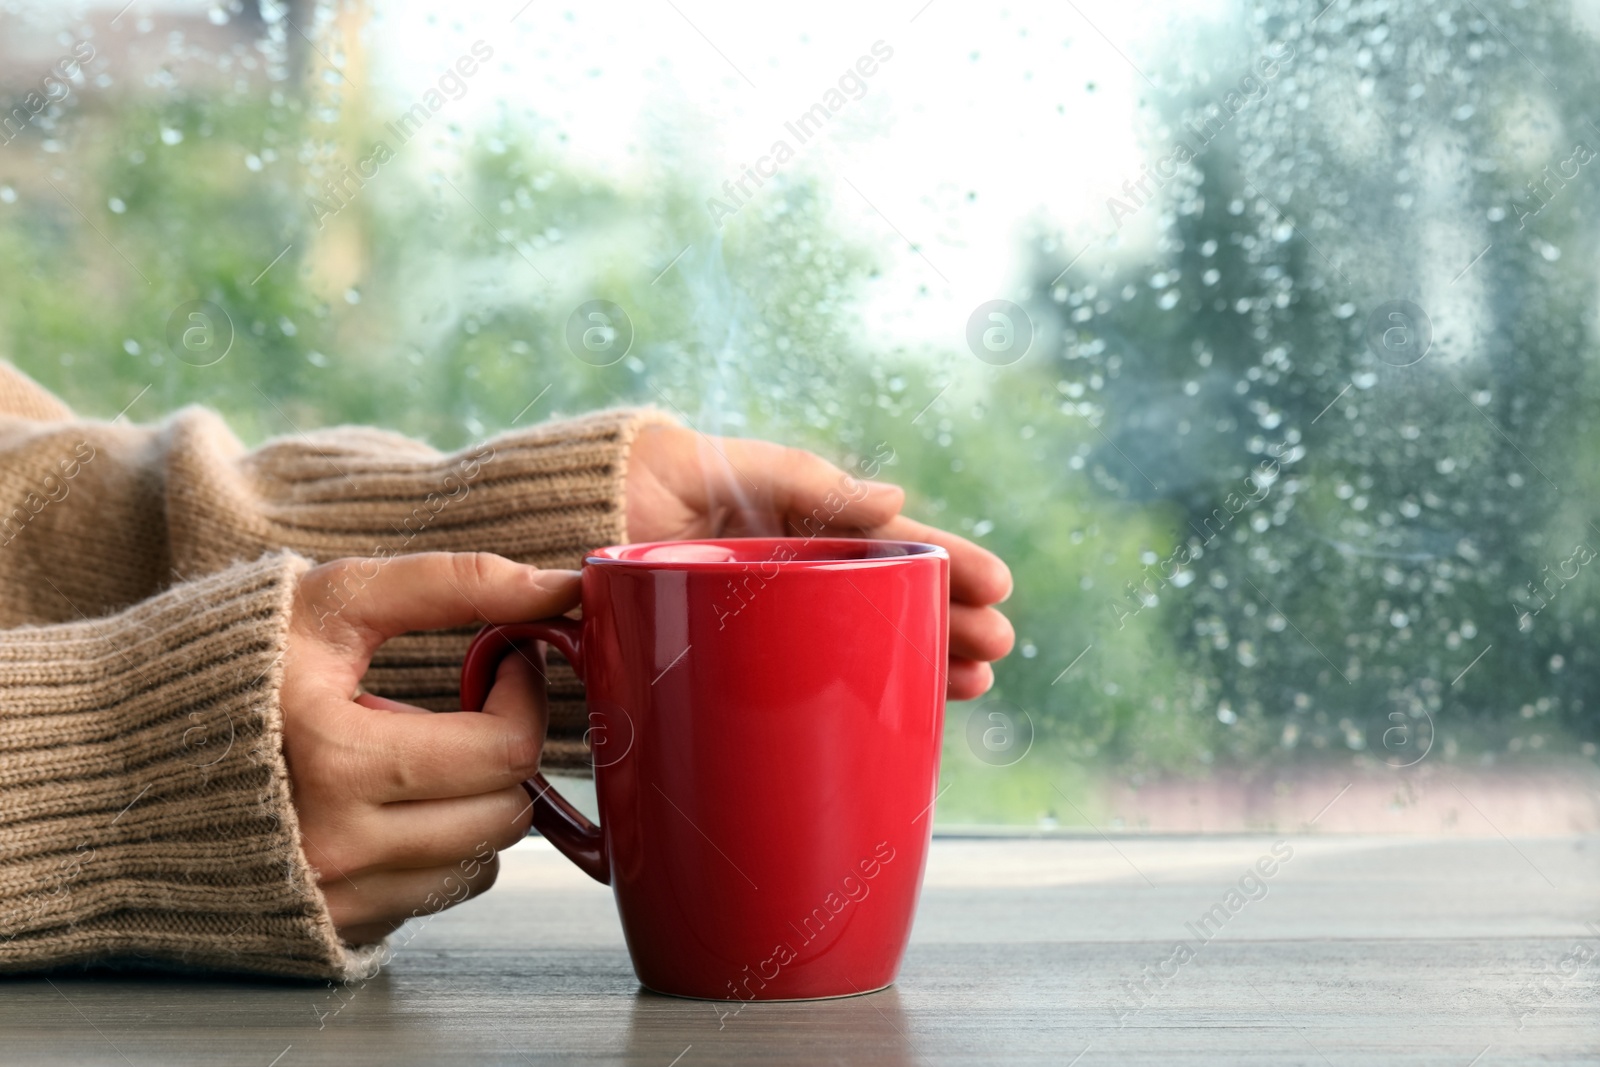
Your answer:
677;236;776;535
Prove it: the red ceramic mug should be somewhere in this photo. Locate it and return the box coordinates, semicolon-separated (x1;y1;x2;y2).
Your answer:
459;537;949;1001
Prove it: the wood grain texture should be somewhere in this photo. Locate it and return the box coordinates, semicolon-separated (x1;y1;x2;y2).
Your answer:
2;835;1597;1065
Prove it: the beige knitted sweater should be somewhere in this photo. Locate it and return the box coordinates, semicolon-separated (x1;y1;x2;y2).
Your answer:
0;363;667;980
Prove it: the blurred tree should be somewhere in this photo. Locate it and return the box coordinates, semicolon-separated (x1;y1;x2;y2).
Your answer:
1027;0;1600;769
1;0;1595;828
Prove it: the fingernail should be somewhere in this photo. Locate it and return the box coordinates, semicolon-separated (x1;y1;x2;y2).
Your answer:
532;568;581;588
865;479;902;495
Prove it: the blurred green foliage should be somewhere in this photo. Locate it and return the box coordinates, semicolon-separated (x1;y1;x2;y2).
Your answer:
1;0;1596;827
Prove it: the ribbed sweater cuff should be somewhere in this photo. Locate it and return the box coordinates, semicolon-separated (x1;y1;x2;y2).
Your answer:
0;552;380;981
172;405;678;570
255;406;675;772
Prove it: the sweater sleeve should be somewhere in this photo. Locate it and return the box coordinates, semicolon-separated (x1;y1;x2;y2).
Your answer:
162;405;678;771
0;361;676;773
0;552;382;981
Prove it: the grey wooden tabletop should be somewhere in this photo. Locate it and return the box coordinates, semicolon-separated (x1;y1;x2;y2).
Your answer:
3;833;1597;1066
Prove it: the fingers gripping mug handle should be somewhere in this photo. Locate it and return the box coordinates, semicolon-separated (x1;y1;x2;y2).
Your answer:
461;620;610;885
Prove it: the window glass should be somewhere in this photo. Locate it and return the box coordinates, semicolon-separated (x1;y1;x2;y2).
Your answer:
3;0;1594;826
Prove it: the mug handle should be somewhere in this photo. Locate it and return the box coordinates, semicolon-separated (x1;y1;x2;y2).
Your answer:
460;619;611;886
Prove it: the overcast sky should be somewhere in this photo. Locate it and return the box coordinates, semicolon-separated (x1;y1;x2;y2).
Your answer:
362;0;1236;349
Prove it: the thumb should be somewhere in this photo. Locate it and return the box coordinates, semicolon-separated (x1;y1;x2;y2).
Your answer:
794;475;902;533
842;478;907;528
730;439;905;532
303;552;581;655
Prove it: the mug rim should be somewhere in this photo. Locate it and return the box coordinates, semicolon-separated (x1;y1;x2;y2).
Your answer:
585;536;948;569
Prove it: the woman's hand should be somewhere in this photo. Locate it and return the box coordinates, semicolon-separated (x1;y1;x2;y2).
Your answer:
626;422;1014;699
281;552;579;945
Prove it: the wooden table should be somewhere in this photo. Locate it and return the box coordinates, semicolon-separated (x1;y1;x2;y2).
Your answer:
4;834;1597;1065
